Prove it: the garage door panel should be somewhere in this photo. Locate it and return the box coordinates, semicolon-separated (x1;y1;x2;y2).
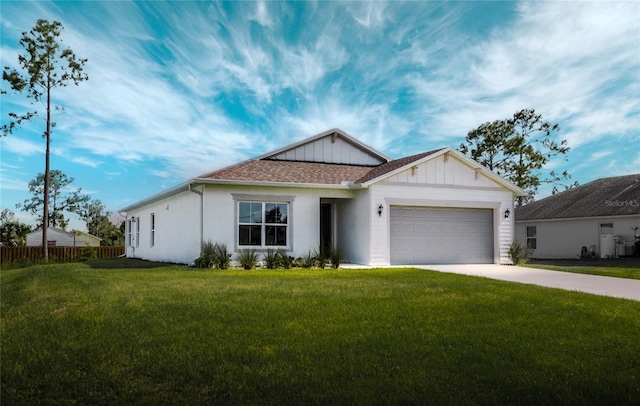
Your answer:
390;206;493;265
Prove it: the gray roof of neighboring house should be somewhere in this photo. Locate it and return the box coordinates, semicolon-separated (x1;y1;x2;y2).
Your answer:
515;174;640;221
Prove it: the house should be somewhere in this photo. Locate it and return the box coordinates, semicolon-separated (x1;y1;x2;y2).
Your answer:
515;174;640;259
119;129;525;266
25;227;101;247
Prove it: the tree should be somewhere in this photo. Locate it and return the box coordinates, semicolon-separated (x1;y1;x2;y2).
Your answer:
0;209;33;246
459;109;577;206
78;199;124;246
17;170;90;229
2;19;88;259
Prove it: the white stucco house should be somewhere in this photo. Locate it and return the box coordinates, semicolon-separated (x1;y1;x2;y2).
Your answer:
515;174;640;259
26;227;102;247
120;129;525;266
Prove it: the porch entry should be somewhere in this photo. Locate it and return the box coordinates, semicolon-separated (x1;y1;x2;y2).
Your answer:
320;202;332;254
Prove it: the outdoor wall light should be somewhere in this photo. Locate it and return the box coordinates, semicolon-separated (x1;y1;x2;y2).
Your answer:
504;209;510;219
378;204;384;217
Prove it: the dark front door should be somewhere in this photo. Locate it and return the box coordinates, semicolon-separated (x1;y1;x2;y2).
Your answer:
320;203;332;254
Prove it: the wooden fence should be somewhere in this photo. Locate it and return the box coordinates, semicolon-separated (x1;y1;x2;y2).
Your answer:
1;246;125;265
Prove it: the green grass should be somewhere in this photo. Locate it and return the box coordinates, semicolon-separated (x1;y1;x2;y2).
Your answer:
527;258;640;280
2;261;639;405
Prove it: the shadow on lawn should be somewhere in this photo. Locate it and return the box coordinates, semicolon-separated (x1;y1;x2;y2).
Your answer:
85;257;185;269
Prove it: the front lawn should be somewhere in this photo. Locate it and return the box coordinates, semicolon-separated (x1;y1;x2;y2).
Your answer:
528;258;640;280
2;263;639;405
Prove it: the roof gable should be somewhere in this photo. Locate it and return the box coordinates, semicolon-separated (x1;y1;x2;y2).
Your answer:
359;148;527;195
516;174;640;221
259;128;389;166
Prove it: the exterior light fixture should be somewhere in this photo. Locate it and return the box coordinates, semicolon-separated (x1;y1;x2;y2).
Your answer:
504;209;510;219
378;204;384;217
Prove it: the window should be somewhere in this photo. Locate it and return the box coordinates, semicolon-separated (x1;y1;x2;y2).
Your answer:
526;226;537;249
238;201;288;247
599;223;613;235
127;219;132;247
150;213;155;247
135;217;140;248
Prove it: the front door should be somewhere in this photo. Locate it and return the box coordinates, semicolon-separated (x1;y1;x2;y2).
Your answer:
320;203;332;254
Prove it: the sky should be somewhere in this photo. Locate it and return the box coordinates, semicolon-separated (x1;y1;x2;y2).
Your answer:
1;0;639;231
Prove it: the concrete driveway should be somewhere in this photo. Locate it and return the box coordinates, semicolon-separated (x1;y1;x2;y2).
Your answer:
417;264;640;301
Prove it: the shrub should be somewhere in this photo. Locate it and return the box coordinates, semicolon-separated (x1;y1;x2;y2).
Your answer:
329;247;343;269
277;249;293;269
237;249;258;270
194;241;231;269
508;241;531;266
296;251;316;268
264;249;280;269
78;247;97;262
213;243;231;269
312;247;327;269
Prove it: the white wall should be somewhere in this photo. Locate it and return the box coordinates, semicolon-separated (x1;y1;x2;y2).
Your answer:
336;189;370;264
516;215;640;259
126;189;201;264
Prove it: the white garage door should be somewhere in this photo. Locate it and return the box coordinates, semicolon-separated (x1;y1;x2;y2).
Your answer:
390;206;494;264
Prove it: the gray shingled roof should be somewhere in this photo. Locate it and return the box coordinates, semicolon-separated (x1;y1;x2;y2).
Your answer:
515;174;640;221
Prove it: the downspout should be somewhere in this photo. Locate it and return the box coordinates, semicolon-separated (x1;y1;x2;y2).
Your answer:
188;183;204;249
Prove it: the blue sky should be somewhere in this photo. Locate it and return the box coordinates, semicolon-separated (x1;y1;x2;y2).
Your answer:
1;1;639;231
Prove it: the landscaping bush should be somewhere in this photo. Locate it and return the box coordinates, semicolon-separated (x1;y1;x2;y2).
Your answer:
508;240;532;266
329;247;343;269
277;249;294;269
264;249;280;269
78;247;97;262
194;241;231;269
237;249;259;270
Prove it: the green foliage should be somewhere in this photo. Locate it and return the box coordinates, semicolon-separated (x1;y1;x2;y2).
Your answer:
508;240;532;266
263;248;280;269
296;250;316;268
2;19;88;258
312;247;327;268
194;241;231;269
2;266;639;405
16;170;90;229
459;109;577;205
78;247;97;262
329;247;343;269
237;249;258;270
278;249;294;269
0;209;32;246
77;199;122;246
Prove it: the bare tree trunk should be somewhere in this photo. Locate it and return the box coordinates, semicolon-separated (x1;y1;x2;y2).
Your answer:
42;80;51;260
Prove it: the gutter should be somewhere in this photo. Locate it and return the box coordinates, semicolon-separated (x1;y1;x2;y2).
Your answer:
188;183;204;249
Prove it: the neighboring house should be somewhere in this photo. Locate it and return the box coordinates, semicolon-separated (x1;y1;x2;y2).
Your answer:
26;227;101;247
120;129;525;265
515;174;640;259
73;231;102;247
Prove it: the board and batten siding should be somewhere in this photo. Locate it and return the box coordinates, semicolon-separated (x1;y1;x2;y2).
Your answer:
267;135;384;166
368;154;515;265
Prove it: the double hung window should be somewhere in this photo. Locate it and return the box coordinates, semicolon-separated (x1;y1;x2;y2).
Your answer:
238;202;288;247
526;226;537;250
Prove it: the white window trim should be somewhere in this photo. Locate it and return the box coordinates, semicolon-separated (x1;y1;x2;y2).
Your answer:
232;194;295;252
